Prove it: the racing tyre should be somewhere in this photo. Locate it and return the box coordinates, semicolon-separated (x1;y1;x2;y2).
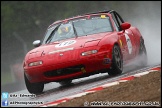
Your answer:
138;38;147;66
24;73;44;94
108;45;123;76
59;80;72;86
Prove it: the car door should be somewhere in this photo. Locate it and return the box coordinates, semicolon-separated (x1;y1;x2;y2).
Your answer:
111;12;136;61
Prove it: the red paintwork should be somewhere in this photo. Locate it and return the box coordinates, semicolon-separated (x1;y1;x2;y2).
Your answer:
121;22;131;30
23;13;142;83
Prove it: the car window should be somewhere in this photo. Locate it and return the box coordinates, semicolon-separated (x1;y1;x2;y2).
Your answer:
116;15;123;26
111;12;124;31
111;16;119;31
49;22;76;43
42;16;113;44
42;24;60;44
73;16;112;36
111;13;120;31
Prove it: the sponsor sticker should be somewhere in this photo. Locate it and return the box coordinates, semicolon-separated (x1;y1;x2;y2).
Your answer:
119;40;123;47
101;15;106;18
103;58;111;64
81;67;86;73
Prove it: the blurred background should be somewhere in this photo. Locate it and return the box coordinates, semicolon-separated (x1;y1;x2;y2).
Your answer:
1;1;161;92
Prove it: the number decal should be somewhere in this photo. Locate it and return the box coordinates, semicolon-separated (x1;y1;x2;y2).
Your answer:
125;33;132;54
55;40;76;47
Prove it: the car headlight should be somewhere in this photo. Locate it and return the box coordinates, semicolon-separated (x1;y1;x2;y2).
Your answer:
29;61;43;67
81;50;98;56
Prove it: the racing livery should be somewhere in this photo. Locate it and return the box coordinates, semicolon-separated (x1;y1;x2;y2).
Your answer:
23;10;147;94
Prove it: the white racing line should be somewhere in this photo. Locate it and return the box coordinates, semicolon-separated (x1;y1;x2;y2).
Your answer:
5;64;161;107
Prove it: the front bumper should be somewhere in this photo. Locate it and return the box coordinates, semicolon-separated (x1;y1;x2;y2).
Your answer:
24;50;112;83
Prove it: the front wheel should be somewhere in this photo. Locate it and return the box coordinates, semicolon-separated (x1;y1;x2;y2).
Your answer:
108;45;123;76
24;73;44;94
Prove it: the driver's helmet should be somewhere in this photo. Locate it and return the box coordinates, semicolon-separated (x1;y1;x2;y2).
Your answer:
58;25;71;35
61;26;69;33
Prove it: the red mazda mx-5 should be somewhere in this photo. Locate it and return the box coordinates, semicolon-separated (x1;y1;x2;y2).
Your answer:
23;10;147;94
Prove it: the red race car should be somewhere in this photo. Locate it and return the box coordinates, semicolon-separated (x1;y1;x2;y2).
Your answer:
23;10;147;94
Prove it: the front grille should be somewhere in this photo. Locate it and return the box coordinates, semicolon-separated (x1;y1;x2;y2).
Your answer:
44;65;85;77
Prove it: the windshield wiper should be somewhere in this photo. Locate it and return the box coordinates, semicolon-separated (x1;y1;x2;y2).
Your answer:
45;24;61;44
72;22;78;38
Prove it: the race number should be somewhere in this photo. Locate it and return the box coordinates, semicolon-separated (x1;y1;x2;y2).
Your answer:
125;33;132;54
55;40;76;47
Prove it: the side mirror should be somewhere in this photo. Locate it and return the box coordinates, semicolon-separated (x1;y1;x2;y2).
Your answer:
33;40;41;47
121;22;131;30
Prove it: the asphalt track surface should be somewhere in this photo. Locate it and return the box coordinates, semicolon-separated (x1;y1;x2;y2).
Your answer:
5;63;160;107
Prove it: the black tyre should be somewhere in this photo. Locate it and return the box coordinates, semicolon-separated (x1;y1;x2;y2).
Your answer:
108;45;123;76
138;37;147;66
59;80;72;86
24;73;44;94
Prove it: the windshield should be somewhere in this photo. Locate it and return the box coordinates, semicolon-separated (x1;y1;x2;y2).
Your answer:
42;16;112;44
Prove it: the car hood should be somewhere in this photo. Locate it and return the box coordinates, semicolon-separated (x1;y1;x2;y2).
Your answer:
26;32;112;60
